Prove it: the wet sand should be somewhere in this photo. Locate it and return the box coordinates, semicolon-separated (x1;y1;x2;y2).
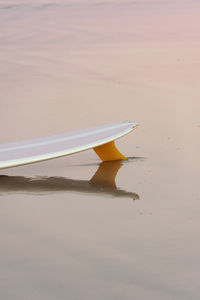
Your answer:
0;1;200;299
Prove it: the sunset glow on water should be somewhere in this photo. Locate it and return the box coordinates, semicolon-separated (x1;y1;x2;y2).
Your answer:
0;1;200;299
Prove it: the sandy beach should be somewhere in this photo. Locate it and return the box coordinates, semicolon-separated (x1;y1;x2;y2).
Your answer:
0;1;200;299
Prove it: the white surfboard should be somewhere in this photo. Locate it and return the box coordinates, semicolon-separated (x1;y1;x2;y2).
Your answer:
0;121;138;169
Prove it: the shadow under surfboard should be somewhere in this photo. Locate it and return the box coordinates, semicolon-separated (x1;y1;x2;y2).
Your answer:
0;161;139;200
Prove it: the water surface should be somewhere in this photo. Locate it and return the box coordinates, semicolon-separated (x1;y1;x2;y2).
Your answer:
0;1;200;299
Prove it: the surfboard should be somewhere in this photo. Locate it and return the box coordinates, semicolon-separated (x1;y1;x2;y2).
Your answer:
0;121;138;169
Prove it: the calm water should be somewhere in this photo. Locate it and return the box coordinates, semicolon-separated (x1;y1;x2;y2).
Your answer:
0;1;200;299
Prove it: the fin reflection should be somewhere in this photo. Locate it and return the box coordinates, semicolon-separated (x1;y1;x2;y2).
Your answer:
0;161;139;200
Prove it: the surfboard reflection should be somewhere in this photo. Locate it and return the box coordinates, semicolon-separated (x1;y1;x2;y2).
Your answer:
0;161;139;199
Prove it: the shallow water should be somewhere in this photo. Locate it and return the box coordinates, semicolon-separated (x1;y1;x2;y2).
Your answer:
0;1;200;299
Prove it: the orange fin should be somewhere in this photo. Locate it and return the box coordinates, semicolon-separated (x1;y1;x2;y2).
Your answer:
90;161;123;188
93;141;127;162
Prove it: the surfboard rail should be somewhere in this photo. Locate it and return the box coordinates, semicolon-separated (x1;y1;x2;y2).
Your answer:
0;121;138;169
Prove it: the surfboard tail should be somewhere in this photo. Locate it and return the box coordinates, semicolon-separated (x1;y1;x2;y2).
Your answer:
0;121;138;169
